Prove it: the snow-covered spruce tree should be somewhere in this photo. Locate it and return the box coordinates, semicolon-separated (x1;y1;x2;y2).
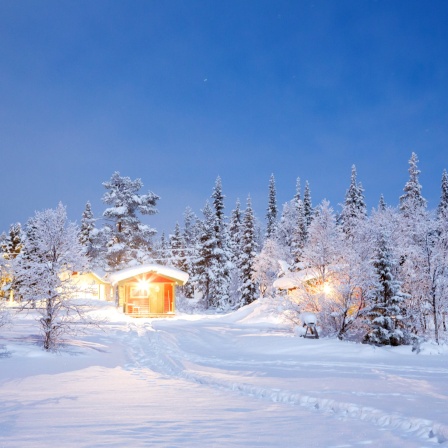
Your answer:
294;177;301;204
289;177;308;269
156;232;169;266
239;196;258;307
101;172;159;270
378;194;387;212
183;206;199;249
228;199;242;264
364;230;408;346
399;152;427;217
228;199;243;306
266;174;278;239
210;176;232;308
293;198;308;269
275;200;296;264
79;201;99;264
80;201;94;247
181;207;199;299
303;180;313;227
438;169;448;218
193;202;216;308
12;203;90;351
339;165;367;237
169;223;187;272
396;153;429;335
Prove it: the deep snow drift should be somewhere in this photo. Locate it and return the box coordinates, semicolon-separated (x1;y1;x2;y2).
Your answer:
1;299;448;447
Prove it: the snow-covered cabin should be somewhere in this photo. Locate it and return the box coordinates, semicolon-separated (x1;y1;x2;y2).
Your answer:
74;264;189;317
273;269;316;294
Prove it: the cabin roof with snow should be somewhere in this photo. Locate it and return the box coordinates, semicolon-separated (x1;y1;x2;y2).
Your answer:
105;263;189;286
273;269;316;290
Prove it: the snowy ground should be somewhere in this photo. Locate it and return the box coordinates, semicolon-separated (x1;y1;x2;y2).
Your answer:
1;300;448;447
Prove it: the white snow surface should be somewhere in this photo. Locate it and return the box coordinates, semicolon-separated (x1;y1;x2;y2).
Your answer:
106;263;189;285
1;298;448;447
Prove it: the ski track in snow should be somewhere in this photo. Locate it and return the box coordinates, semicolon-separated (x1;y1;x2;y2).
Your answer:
120;320;448;446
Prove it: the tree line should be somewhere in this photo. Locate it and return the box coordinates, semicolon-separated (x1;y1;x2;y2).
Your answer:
1;152;448;348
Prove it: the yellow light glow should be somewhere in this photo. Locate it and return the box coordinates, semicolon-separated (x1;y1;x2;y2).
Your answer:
323;283;332;295
138;279;149;292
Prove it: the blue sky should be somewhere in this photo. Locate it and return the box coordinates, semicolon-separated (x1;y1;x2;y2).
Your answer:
1;0;447;235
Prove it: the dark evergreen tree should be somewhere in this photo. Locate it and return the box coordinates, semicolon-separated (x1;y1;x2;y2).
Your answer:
239;196;258;306
266;174;278;238
303;180;313;227
364;231;408;346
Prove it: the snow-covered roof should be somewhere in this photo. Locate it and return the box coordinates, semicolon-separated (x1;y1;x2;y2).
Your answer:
273;269;316;290
106;263;189;286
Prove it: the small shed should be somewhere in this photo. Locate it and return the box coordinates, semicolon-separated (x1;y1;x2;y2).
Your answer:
107;264;189;317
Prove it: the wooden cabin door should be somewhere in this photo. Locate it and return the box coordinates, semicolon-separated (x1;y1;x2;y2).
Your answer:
149;285;164;314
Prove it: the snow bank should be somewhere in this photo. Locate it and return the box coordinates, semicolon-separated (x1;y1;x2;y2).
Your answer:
220;298;282;325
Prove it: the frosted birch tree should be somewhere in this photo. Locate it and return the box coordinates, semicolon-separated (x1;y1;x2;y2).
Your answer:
12;204;91;350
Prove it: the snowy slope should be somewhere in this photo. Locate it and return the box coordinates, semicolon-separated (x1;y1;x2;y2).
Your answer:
0;300;447;447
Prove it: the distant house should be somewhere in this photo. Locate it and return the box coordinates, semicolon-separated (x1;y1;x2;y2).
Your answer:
73;264;189;318
273;269;316;294
72;272;111;301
